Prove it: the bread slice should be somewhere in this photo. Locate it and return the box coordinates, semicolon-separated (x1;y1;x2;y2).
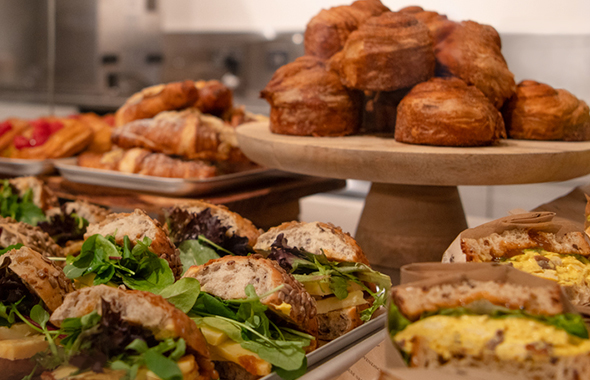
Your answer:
46;200;110;225
1;246;73;312
460;228;590;263
316;306;362;341
84;209;181;278
6;176;58;212
183;255;318;337
392;279;563;321
254;221;369;265
167;201;260;247
50;284;216;380
0;217;63;259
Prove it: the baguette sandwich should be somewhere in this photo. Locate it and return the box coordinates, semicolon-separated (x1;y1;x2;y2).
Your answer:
442;211;590;306
166;201;260;272
388;269;590;379
40;284;218;380
0;246;73;380
0;216;64;259
254;221;391;341
183;255;317;380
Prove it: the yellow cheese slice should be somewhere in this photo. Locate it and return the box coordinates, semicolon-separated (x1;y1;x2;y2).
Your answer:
0;335;48;360
272;302;292;316
210;340;272;376
316;290;368;315
199;325;228;346
0;323;39;340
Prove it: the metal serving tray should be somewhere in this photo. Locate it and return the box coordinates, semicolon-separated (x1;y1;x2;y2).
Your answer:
260;313;386;380
0;157;59;176
55;158;290;196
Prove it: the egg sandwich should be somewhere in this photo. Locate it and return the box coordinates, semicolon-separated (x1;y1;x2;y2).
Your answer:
388;266;590;379
442;211;590;306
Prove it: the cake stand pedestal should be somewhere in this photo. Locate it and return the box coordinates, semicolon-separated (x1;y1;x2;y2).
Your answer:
237;122;590;283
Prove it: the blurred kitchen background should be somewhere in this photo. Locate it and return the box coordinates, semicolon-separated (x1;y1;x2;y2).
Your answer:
0;0;589;234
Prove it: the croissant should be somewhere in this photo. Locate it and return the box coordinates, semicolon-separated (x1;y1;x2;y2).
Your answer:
502;80;590;141
398;6;457;44
435;20;516;109
8;118;93;159
260;55;361;136
72;113;114;153
395;77;506;146
304;0;389;60
0;118;30;151
194;80;234;117
77;148;217;179
111;108;242;161
114;80;199;126
329;12;435;92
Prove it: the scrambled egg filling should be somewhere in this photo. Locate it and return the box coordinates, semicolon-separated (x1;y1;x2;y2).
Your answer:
394;315;590;362
505;249;590;287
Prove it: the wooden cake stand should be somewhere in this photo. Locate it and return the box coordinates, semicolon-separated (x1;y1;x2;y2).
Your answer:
237;122;590;283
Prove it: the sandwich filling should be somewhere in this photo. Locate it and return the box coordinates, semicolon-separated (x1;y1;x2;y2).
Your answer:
37;203;90;246
0;180;46;226
389;300;590;365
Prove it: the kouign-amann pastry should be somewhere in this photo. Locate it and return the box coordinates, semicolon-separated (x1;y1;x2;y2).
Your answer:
304;0;389;60
398;5;457;44
330;12;435;92
435;20;516;109
502;80;590;141
260;55;361;136
395;77;506;146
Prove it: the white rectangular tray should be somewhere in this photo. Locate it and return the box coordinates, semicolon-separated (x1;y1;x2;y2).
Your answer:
55;158;292;196
0;157;58;176
260;313;386;380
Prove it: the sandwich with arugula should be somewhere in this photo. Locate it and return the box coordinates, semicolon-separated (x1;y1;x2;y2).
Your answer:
254;221;391;341
0;216;64;259
0;177;55;227
388;268;590;379
39;284;218;380
165;201;261;274
0;245;73;380
182;255;317;380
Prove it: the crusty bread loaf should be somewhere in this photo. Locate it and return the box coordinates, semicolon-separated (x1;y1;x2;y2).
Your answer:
0;217;63;259
1;246;73;312
316;306;362;341
168;201;261;247
46;200;110;225
254;221;369;265
183;255;318;337
50;285;216;380
213;361;257;380
392;279;563;321
84;209;181;279
459;228;590;263
7;176;58;212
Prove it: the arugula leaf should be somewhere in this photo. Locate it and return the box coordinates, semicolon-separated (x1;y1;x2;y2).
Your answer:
178;239;220;275
0;243;23;256
275;356;307;380
388;303;411;337
329;276;349;300
0;301;16;327
0;182;46;226
64;234;174;292
30;304;49;329
143;350;183;380
37;204;90;245
158;278;200;313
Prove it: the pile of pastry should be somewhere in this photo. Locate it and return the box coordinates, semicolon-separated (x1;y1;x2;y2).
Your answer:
0;113;113;159
0;176;390;380
261;0;590;146
77;80;266;179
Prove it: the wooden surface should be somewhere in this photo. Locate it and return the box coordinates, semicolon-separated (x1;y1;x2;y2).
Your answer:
43;175;346;230
237;122;590;186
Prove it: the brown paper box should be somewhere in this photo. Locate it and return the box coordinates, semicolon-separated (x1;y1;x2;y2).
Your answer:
381;264;581;379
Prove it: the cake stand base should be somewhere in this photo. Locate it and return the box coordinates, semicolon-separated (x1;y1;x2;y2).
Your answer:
355;183;468;284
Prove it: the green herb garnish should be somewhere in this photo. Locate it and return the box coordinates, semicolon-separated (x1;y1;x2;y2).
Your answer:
0;181;46;225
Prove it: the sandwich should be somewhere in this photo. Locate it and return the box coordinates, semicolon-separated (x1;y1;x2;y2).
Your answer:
0;245;73;380
83;209;182;279
442;211;590;305
0;217;64;259
0;177;58;226
183;255;317;380
254;221;391;341
39;284;218;380
64;209;181;290
388;268;590;379
165;201;260;273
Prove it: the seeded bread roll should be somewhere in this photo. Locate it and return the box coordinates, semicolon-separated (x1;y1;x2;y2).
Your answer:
84;209;181;279
167;201;260;247
1;246;73;312
0;217;63;259
49;284;216;380
5;176;58;212
316;306;362;341
183;255;318;337
254;221;369;265
392;279;563;321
